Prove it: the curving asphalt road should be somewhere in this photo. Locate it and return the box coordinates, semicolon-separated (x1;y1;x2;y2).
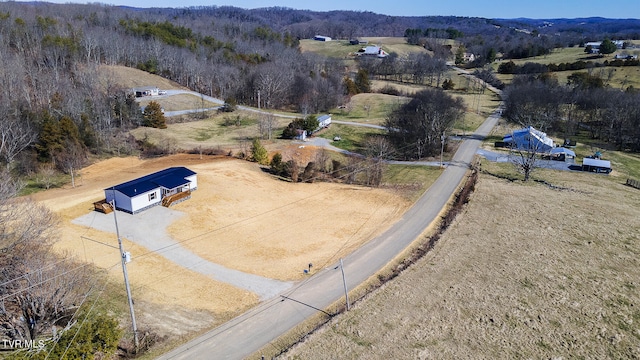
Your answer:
156;105;502;360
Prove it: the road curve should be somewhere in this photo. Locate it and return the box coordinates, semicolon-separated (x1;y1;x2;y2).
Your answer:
156;106;502;360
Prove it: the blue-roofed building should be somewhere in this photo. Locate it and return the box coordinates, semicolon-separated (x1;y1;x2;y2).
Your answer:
104;167;197;214
503;126;554;153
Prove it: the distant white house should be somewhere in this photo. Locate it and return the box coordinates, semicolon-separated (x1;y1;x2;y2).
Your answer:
462;52;475;63
133;86;159;97
357;45;388;58
105;167;197;214
313;35;332;41
585;40;625;53
503;126;554;153
317;114;332;129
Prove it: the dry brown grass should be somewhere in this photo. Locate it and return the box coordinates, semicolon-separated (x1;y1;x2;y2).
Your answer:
138;94;219;112
98;65;186;90
30;153;415;342
282;165;640;359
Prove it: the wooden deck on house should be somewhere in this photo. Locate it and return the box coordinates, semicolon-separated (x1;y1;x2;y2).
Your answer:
162;190;191;207
93;199;113;214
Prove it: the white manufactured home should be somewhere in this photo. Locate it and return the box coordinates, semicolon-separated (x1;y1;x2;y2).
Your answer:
104;167;197;214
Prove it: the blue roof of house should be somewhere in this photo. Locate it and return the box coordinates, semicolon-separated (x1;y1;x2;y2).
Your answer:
106;167;196;198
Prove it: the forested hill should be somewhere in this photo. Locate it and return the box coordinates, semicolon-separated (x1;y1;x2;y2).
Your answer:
121;6;640;40
0;1;639;175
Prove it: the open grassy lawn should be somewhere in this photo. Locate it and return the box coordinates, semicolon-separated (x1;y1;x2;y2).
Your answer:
317;124;385;152
299;37;427;60
138;94;219;112
129;110;291;151
382;164;443;202
330;93;410;125
492;45;640;89
299;39;363;59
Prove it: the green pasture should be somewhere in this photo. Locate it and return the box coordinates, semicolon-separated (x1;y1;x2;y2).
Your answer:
330;93;410;125
492;45;640;89
317;124;385;152
382;164;442;201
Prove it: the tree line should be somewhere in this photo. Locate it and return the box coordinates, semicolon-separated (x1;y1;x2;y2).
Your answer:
503;75;640;152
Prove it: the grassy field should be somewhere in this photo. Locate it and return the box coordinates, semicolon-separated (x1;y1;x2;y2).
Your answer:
299;37;428;60
138;94;219;112
492;46;640;89
282;159;640;359
317;124;385;152
382;164;443;202
129;109;292;152
330;92;410;125
98;65;185;91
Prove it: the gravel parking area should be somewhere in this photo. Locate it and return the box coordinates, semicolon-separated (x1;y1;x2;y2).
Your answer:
72;205;292;300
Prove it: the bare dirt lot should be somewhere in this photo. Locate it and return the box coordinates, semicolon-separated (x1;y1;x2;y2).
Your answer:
283;165;640;359
30;153;411;339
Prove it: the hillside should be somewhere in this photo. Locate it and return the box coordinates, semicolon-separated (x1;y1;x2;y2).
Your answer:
283;163;640;359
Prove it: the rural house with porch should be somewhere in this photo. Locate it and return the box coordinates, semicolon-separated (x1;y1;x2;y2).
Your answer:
101;167;197;214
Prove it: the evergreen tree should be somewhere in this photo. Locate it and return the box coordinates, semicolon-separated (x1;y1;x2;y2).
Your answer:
142;101;167;129
270;152;284;175
250;138;269;165
599;38;617;55
355;69;371;93
24;312;122;360
442;79;455;90
35;111;64;162
344;76;358;96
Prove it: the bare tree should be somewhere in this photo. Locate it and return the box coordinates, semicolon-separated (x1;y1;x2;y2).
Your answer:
0;114;37;168
258;113;276;140
506;128;551;181
256;63;293;109
363;136;394;187
0;169;91;342
314;148;331;174
38;163;57;190
55;139;87;188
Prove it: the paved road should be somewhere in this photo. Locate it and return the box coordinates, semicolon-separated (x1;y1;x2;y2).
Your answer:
157;107;502;360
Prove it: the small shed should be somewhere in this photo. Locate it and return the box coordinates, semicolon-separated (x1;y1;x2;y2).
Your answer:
550;147;576;161
294;129;307;140
313;35;332;41
105;167;197;214
582;158;612;174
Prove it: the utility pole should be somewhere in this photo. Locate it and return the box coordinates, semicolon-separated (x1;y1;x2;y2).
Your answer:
440;132;446;168
111;194;139;350
340;258;350;311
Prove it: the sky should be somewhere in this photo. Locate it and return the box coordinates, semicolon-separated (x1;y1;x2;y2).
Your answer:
30;0;640;19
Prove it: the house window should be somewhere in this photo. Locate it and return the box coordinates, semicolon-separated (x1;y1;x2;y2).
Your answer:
149;192;157;201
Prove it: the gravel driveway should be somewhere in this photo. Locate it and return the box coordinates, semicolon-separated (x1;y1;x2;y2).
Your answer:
72;206;292;300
